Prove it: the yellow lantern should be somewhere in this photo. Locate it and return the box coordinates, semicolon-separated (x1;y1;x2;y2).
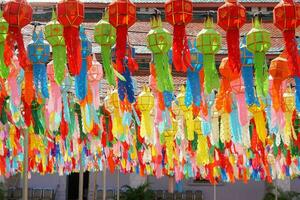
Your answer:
194;116;209;166
137;86;154;139
105;89;124;137
283;88;296;146
220;111;231;144
248;101;267;146
164;117;178;170
176;86;194;141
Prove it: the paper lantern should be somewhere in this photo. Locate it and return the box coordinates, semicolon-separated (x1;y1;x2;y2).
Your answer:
274;0;300;76
57;0;84;76
185;40;203;107
246;15;271;98
197;15;221;94
164;117;178;169
94;11;116;86
147;14;174;94
45;10;67;85
217;0;246;75
194;116;209;165
27;31;50;99
137;86;154;139
177;86;194;141
3;0;32;70
75;26;92;100
0;11;8;78
88;54;103;109
240;37;258;106
165;0;193;72
108;0;136;73
269;52;291;111
283;88;297;146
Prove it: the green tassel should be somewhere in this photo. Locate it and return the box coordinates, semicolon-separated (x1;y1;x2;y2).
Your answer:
204;54;219;94
254;52;268;97
154;54;174;92
0;43;9;78
53;45;67;85
101;46;116;86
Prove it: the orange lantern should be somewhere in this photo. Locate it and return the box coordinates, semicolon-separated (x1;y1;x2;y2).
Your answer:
165;0;193;72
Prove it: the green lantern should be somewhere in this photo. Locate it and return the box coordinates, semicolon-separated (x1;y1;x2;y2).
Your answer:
45;10;66;85
0;11;9;78
196;15;221;94
246;15;271;97
147;13;174;92
94;11;116;86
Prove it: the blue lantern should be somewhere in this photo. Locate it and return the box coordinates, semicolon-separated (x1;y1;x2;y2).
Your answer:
185;40;203;107
75;26;92;100
240;37;258;106
28;31;50;98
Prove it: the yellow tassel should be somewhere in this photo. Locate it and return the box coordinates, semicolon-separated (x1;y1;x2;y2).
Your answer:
112;108;124;138
220;112;231;143
194;117;209;165
164;118;178;169
283;88;296;146
248;103;267;145
81;103;94;133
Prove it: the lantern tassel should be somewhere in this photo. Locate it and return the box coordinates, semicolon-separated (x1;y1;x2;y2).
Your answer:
173;24;188;72
283;30;300;76
116;26;128;73
185;68;201;107
204;54;219;94
33;63;49;98
63;26;82;76
226;29;241;74
220;112;231;144
75;58;88;100
24;69;35;105
295;77;300;112
254;52;268;97
0;42;8;78
117;66;135;104
52;45;66;85
249;105;267;145
154;54;174;92
242;66;258;106
101;46;116;86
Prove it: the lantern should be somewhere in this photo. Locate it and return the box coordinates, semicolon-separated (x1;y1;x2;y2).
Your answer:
164;117;178;169
88;54;103;109
27;31;50;99
165;0;193;72
197;14;221;94
185;40;203;107
246;15;271;98
217;0;246;75
240;37;258;106
3;0;32;69
147;13;174;94
283;88;296;146
105;89;124;137
45;10;67;85
176;86;194;141
194;116;209;165
57;0;84;76
75;26;92;100
137;86;154;139
94;11;116;86
108;0;136;73
0;11;8;78
274;0;300;76
269;52;291;112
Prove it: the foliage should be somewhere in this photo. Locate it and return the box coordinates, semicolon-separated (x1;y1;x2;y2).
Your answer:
263;183;300;200
119;183;154;200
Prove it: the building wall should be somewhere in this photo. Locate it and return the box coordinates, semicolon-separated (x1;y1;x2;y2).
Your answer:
13;173;300;200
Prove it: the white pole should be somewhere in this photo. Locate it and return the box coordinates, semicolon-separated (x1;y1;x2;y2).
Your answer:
93;171;98;200
22;129;28;200
103;163;106;200
78;155;84;200
214;184;216;200
117;170;120;200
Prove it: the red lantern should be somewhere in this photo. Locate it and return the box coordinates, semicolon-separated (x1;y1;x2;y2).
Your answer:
108;0;136;73
274;0;300;76
165;0;193;72
3;0;32;69
217;0;246;76
57;0;84;76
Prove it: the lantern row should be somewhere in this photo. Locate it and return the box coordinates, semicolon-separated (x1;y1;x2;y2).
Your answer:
0;0;299;183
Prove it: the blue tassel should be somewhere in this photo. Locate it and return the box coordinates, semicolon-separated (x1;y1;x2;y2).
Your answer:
118;65;136;103
33;63;49;98
230;99;242;144
163;91;174;108
295;77;300;112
